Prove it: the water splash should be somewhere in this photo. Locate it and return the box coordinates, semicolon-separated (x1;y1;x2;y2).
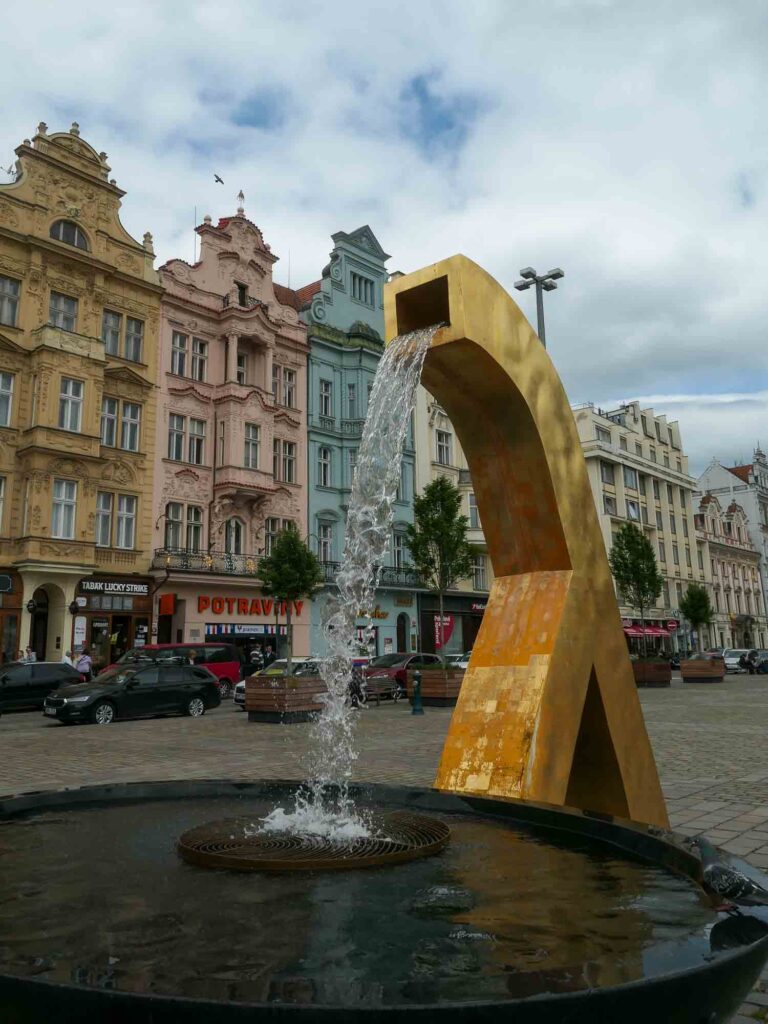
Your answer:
261;324;440;837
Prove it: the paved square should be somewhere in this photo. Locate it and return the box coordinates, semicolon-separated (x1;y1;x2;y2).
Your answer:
1;673;766;1019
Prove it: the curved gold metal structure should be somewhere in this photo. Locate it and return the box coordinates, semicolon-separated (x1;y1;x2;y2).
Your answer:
385;255;669;828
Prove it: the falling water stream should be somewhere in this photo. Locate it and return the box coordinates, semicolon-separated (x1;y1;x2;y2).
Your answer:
261;324;440;838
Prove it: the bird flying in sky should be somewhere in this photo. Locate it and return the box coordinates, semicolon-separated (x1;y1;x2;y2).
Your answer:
214;174;224;184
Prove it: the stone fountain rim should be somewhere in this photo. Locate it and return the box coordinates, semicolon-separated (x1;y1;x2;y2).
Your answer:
1;777;767;1023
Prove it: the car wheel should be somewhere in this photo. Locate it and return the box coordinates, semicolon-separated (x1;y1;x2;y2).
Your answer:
186;696;206;717
91;700;115;725
218;679;233;700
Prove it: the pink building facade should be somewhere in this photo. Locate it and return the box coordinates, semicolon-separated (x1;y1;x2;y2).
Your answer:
150;202;310;661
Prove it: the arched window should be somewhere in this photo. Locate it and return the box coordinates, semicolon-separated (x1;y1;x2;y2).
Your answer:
225;518;243;554
50;220;89;251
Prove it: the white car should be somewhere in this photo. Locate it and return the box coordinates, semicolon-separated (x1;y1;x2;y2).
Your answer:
723;648;750;673
233;680;246;708
445;652;472;670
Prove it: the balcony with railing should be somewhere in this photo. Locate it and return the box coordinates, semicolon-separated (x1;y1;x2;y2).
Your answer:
318;561;423;589
152;548;262;576
213;464;276;496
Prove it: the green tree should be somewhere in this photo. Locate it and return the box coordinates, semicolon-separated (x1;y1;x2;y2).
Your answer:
679;582;715;652
258;526;322;674
406;476;474;661
608;522;664;657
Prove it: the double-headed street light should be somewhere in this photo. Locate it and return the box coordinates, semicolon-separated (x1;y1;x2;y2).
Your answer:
513;266;564;349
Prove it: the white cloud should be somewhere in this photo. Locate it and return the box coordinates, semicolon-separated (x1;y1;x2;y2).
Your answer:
1;0;766;464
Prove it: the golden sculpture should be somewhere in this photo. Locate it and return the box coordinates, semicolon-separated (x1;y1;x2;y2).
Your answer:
384;256;669;828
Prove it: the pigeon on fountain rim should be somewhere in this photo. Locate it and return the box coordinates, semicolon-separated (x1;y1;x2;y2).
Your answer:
689;835;768;908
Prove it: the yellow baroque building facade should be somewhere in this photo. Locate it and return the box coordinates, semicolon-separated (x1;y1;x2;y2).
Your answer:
0;122;161;667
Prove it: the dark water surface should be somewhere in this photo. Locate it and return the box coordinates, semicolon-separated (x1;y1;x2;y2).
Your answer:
0;796;720;1006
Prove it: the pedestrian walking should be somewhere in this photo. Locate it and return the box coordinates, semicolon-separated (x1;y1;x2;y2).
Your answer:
76;648;93;681
61;650;74;667
263;645;275;667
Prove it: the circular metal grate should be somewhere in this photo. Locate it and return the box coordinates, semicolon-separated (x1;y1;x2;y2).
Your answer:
177;811;450;872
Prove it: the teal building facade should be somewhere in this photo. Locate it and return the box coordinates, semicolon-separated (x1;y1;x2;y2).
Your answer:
301;227;420;656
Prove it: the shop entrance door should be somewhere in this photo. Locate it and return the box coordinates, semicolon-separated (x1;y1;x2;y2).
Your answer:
110;615;132;664
396;613;408;654
31;588;49;661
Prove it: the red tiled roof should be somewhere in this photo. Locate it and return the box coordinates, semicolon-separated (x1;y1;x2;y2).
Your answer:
727;464;752;483
294;280;321;307
273;283;302;311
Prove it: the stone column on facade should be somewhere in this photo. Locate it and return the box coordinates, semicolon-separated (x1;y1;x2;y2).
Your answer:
264;343;274;396
226;333;239;383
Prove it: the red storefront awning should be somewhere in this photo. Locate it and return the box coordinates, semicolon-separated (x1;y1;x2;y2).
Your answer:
645;625;670;636
623;626;645;637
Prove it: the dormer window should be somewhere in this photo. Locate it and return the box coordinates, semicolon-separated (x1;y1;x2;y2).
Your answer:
50;220;88;251
236;282;249;307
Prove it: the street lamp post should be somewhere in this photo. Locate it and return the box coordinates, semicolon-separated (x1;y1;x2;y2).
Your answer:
513;266;564;348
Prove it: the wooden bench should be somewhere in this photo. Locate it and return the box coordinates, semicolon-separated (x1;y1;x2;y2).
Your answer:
406;668;465;707
245;675;326;723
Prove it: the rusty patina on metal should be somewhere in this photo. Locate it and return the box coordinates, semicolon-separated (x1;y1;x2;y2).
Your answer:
385;256;669;828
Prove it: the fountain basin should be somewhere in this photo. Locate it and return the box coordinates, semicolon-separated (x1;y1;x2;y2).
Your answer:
0;779;766;1023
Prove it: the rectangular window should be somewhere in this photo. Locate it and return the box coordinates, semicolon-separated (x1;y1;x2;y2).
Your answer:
658;540;666;562
667;484;674;504
655;421;663;442
49;292;77;331
348;448;358;484
623;466;638;489
595;425;611;443
236;353;248;386
698;548;704;570
673;543;679;565
102;310;121;355
351;272;374;306
641;414;649;435
283;368;296;408
171;332;187;376
318;522;334;562
469;493;480;529
473;554;488;591
619;435;627;451
116;494;136;549
347;382;357;419
655;510;663;529
188;418;205;464
165;502;182;548
649;446;656;463
125;318;144;362
663;581;670;606
319;379;332;417
0;275;20;327
244;423;259;468
604;494;617;515
0;476;4;532
120;402;141;452
626;499;640;522
679;488;687;508
676;458;682;472
634;443;643;456
272;438;280;479
436;430;452;466
272;364;281;400
282;441;296;484
653;479;660;499
685;547;692;567
0;372;13;427
218;422;225;464
393;533;407;568
186;505;203;551
95;491;113;547
683;517;689;538
51;479;76;539
58;377;83;432
670;514;676;535
191;338;207;382
600;461;615;485
676;581;684;604
318;446;331;487
168;414;185;461
265;517;280;555
663;453;670;468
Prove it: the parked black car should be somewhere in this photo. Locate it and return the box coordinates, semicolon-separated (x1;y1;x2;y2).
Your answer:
0;662;83;715
42;663;221;725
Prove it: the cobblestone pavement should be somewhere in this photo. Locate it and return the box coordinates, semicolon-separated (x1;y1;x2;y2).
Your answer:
1;673;767;1018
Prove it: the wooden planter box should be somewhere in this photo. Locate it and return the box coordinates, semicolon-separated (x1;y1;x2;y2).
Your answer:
680;659;725;684
406;668;465;707
632;661;672;688
245;675;326;723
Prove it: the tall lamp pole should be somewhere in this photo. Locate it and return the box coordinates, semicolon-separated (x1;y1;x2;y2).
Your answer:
513;266;564;348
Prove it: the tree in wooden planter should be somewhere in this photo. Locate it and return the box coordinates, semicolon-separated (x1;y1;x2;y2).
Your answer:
679;582;715;652
257;526;322;675
608;522;663;658
406;476;474;662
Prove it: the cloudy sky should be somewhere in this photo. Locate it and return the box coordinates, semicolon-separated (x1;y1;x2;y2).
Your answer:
2;0;766;473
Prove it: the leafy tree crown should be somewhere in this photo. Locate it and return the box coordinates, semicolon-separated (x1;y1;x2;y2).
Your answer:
679;583;715;629
258;525;322;601
406;476;474;593
608;522;663;612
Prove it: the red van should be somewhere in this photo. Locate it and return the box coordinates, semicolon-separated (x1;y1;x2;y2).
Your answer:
103;643;243;698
